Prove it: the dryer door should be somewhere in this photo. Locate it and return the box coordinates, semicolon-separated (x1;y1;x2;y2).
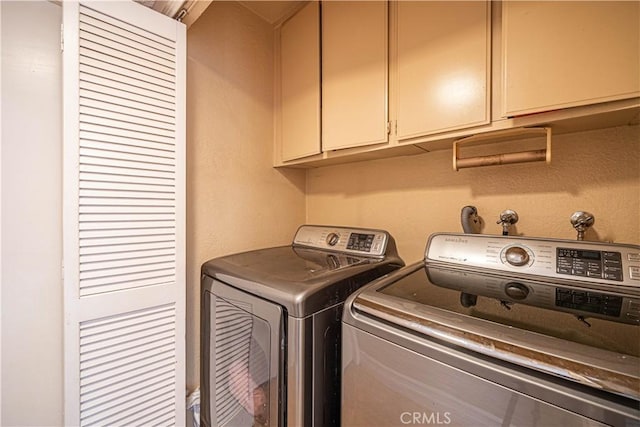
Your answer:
202;279;284;427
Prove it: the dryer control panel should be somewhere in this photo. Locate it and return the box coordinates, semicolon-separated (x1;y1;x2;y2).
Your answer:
426;233;640;288
293;225;389;258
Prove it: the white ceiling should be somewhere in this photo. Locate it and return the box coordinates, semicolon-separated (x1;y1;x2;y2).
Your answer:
239;1;304;24
135;0;304;27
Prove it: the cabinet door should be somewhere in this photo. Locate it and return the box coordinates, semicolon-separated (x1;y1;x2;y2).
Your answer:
502;1;640;117
322;1;388;151
280;2;321;161
396;1;490;140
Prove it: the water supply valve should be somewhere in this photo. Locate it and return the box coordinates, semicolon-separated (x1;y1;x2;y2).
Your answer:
570;211;595;241
497;210;519;236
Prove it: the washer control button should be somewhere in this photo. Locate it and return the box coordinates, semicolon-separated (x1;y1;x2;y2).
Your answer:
326;233;340;246
505;246;530;266
505;282;529;300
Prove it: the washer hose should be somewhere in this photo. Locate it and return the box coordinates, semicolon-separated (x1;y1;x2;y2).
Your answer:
461;205;480;234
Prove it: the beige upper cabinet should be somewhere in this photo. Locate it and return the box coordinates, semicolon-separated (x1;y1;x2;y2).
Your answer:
502;1;640;117
279;2;321;161
395;1;490;140
322;1;388;151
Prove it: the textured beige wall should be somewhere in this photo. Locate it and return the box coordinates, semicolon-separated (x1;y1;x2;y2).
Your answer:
186;1;306;391
307;126;640;263
186;0;640;401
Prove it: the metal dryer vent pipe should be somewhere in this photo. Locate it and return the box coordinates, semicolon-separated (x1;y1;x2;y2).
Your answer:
461;205;481;234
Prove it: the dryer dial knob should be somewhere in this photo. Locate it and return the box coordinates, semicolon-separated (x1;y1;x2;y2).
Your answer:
326;233;340;246
505;246;530;266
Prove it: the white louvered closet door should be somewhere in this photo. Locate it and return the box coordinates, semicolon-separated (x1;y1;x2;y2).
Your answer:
62;1;186;425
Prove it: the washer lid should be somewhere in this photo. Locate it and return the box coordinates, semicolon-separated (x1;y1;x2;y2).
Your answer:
202;245;403;317
347;262;640;400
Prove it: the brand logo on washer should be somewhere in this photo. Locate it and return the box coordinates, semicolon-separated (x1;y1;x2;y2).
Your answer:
444;237;468;244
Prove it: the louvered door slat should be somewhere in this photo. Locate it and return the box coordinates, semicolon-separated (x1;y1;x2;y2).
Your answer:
81;81;175;111
80;318;174;348
81;334;175;366
79;267;175;290
81;245;174;260
81;122;175;145
80;104;175;131
80;188;175;200
79;193;175;205
79;5;175;50
81;375;176;420
79;199;175;211
79;220;175;231
81;338;176;368
78;239;175;255
80;163;176;180
80;136;175;157
80;352;175;390
79;241;176;256
81;346;175;383
79;206;175;215
82;391;174;426
80;134;175;156
79;208;175;218
79;278;176;297
81;71;174;103
79;19;175;62
64;1;185;425
79;268;176;288
82;255;176;274
78;304;177;424
80;146;175;165
81;364;174;404
82;380;176;425
78;52;173;92
81;91;175;119
80;62;175;97
80;116;175;140
80;31;175;70
79;157;175;175
80;259;176;280
78;47;174;88
80;184;175;197
81;98;175;126
80;171;175;186
79;303;175;330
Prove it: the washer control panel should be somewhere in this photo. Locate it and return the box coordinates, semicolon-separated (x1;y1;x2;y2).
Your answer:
426;265;640;324
556;248;623;281
427;233;640;287
293;225;389;257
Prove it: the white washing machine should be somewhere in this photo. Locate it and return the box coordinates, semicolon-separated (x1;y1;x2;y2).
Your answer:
343;233;640;426
201;225;404;427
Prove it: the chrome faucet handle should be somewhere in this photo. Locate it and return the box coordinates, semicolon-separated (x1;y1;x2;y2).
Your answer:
496;210;519;235
570;211;595;241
